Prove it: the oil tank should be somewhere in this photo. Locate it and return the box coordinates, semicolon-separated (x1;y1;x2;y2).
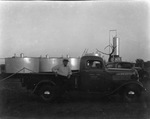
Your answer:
5;57;39;73
113;36;120;56
68;57;80;70
39;57;62;72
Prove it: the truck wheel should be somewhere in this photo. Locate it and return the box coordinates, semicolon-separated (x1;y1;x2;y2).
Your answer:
39;85;56;102
123;88;141;103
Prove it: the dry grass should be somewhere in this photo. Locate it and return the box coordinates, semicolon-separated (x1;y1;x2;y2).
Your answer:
0;78;150;119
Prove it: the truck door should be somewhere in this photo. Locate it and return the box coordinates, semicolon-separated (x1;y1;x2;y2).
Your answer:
81;60;112;92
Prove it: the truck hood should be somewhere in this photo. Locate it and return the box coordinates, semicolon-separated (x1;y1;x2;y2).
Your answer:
106;68;138;81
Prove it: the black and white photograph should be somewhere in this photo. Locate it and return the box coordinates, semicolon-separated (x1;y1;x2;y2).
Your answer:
0;0;150;119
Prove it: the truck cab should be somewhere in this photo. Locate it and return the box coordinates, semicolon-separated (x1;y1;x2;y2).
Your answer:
79;56;112;93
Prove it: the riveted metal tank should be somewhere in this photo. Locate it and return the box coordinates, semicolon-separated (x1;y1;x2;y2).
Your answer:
5;57;39;73
39;57;63;72
68;57;80;71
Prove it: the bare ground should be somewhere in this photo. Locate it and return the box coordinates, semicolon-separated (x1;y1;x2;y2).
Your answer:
0;79;150;119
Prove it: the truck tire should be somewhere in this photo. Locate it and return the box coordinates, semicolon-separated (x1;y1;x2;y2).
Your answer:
123;87;141;103
39;85;57;102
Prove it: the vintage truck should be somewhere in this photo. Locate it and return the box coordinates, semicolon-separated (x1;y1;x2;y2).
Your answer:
0;55;145;102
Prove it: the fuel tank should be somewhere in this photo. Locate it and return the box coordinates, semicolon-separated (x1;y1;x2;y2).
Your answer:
5;57;39;73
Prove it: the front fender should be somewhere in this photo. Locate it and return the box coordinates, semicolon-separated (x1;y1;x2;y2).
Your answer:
110;81;146;95
118;81;146;92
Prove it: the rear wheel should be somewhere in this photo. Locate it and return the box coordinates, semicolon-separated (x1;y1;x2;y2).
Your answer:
39;85;57;102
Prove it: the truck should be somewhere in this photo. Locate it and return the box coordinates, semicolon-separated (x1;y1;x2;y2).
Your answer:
0;55;145;102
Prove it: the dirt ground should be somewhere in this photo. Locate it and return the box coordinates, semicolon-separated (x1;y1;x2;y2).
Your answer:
0;78;150;119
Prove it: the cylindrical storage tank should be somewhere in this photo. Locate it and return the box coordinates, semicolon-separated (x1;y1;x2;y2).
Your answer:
113;37;120;56
5;57;39;73
68;58;80;71
39;57;62;72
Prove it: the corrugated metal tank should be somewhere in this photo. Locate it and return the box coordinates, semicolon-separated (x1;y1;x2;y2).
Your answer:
5;57;39;73
68;58;80;71
113;37;120;56
39;57;62;72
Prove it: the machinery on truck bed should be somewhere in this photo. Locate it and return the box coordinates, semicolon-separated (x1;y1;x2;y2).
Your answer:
0;53;145;102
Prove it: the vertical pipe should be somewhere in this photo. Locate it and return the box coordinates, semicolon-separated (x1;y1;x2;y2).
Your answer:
119;37;120;56
109;31;110;54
